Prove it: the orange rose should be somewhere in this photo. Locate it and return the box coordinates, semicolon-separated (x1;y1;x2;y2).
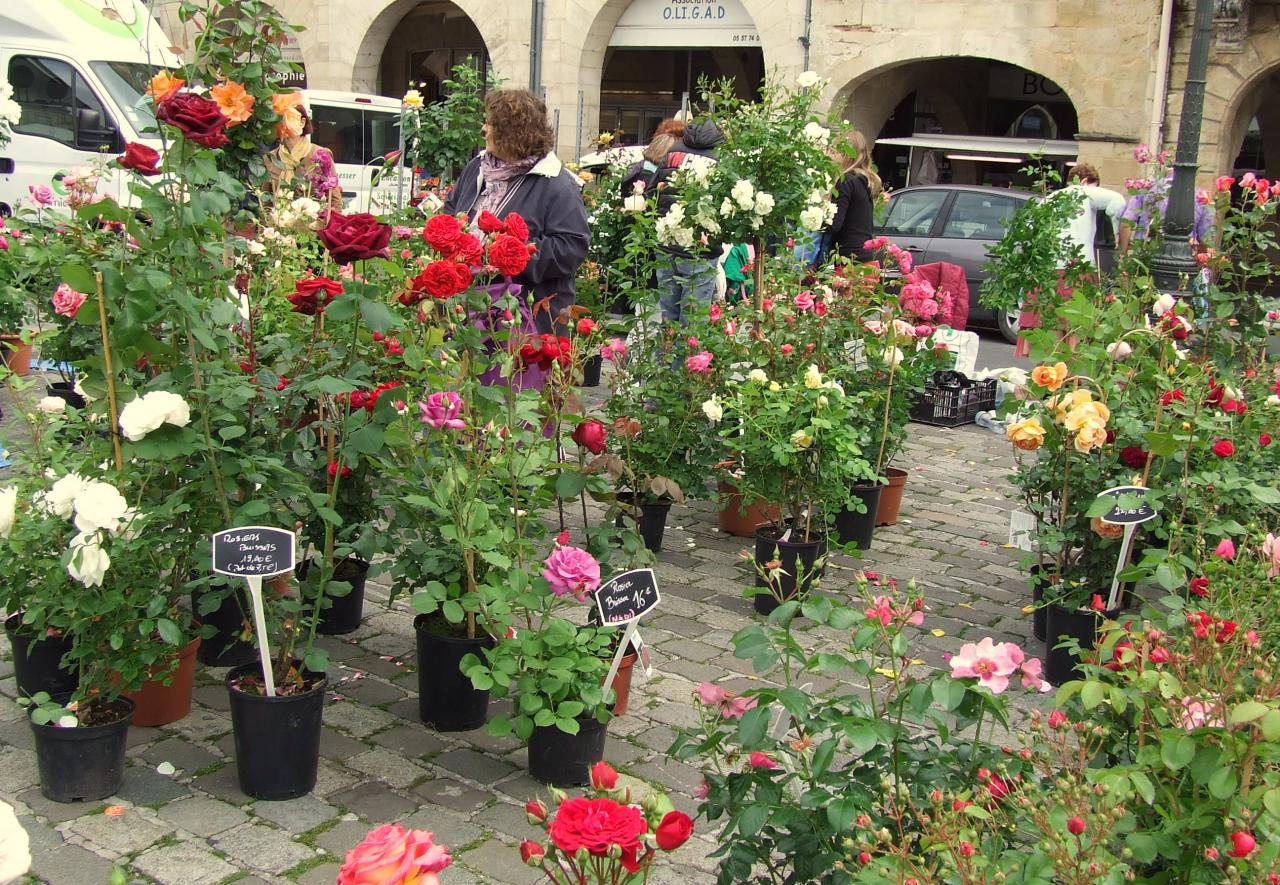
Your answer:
1006;417;1046;452
1091;517;1125;540
1073;420;1108;453
1030;361;1068;392
210;81;255;126
147;71;184;103
272;92;304;141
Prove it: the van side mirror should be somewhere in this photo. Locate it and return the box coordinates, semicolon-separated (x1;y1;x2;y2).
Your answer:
75;108;121;152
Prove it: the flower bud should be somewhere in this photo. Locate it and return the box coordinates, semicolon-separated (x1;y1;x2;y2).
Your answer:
525;799;548;824
520;841;545;865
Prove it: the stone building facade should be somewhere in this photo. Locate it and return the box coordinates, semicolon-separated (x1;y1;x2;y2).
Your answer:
201;0;1280;186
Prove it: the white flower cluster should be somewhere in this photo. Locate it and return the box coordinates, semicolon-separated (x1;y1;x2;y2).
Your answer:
655;202;696;250
118;391;191;442
796;71;828;90
0;75;21;148
798;184;837;232
802;121;830;148
20;474;141;587
717;179;776;231
269;196;322;236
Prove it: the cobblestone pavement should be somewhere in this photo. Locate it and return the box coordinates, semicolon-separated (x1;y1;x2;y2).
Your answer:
0;362;1032;885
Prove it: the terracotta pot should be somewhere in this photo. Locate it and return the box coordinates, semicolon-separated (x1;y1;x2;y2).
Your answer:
609;647;639;716
1;334;33;377
125;638;201;727
875;467;909;526
717;482;782;537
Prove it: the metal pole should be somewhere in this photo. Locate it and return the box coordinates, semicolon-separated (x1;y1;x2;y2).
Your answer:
575;90;584;162
1150;0;1215;294
800;0;813;71
529;0;543;93
553;108;561;153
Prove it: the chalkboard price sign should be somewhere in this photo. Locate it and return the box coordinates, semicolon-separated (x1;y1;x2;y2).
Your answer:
594;568;660;626
1097;486;1157;526
211;526;297;578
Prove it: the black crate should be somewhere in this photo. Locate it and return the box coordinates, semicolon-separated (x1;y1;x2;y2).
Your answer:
909;372;998;427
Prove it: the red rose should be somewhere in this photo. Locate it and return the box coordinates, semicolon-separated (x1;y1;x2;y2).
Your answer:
327;462;351;479
576;317;596;336
1150;646;1171;663
287;276;343;315
1228;831;1257;859
1189;577;1209;597
519;840;545;865
319;212;391;264
1160;389;1185;406
155;93;229;149
504;212;530;241
423;214;463;253
453;261;474;291
489;233;531;276
449;233;483;266
414;261;470;299
1119;447;1148;469
1205;380;1225;407
654;810;693;851
1216;619;1237;643
589;761;618;790
118;142;162;176
477;210;504;233
572;419;607;455
1261;433;1273;446
1212;439;1235;457
548;797;647;874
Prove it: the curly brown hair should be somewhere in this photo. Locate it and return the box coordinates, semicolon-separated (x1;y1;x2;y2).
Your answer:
485;89;554;161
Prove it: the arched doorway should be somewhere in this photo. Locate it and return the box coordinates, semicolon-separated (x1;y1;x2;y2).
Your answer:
836;58;1080;190
1223;65;1280;180
598;0;764;146
374;0;488;100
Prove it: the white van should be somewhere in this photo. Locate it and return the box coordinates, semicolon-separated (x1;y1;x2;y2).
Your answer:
303;90;409;213
0;0;178;214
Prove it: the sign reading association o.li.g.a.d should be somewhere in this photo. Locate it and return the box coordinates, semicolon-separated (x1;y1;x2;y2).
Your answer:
594;568;660;626
211;526;297;579
1097;485;1158;526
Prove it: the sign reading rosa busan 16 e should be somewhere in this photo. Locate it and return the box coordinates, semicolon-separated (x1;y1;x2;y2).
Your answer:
609;0;760;47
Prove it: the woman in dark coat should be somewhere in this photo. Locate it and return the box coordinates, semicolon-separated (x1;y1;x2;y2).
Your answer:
824;129;883;263
444;89;590;333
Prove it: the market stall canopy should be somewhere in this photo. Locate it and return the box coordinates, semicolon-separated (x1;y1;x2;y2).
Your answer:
875;134;1081;159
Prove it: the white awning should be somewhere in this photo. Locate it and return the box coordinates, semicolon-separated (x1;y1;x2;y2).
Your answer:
875;134;1079;158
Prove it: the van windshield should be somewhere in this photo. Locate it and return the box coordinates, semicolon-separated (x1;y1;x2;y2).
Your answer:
311;104;401;167
90;61;158;135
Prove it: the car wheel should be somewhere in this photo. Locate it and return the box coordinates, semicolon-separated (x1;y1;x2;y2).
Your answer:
997;306;1021;344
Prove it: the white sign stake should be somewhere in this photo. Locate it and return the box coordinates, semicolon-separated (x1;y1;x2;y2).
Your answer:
1095;486;1158;612
602;621;639;702
1105;523;1138;612
244;575;277;697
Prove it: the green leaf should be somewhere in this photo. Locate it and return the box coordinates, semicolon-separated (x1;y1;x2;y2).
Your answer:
736;804;768;837
1161;734;1195;770
555;471;588;499
156;618;181;646
1264;789;1280;818
347;424;385;455
736;706;769;748
1080;680;1107;710
1129;771;1155;805
1246;483;1280;505
1143;431;1179;458
311;376;356;395
844;724;876;754
303;647;329;673
1125;833;1158;864
360;298;400;333
1261;710;1280;741
962;804;992;820
324;295;358;322
218;425;246;441
1230;701;1269;725
826;798;859;831
931;678;966;712
1207;766;1237;800
441;600;464;624
60;264;98;295
555;716;580;735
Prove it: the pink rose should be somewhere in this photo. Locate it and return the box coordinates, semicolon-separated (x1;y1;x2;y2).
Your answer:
949;638;1019;694
601;338;628;363
685;351;713;373
338;823;451;885
794;291;814;311
419;391;464;430
1214;538;1235;561
28;185;54;207
543;545;601;600
1241;172;1257;188
749;751;778;770
52;283;88;318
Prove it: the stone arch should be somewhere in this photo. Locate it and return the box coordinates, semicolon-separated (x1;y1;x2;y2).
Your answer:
1197;3;1280;178
563;0;797;157
349;0;498;95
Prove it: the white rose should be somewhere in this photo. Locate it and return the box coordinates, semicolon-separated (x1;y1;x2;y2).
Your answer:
731;179;755;210
290;197;322;219
0;487;15;539
36;396;66;414
749;369;768;384
884;347;905;368
803;364;823;389
685;156;713;184
808;188;827;205
1105;341;1133;359
67;531;111;588
802;122;830;147
622;194;645;213
817;394;829;407
799;205;825;231
719;197;736;217
0;799;30;883
1269;394;1280;407
796;71;822;89
72;480;129;535
119;391;191;441
753;192;775;216
1152;293;1176;316
701;397;723;423
39;473;87;519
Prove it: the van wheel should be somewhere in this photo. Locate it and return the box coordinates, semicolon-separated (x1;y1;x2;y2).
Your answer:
997;307;1021;344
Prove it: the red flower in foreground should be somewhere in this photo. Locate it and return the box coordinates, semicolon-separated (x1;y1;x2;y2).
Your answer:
155;92;229;148
572;419;608;455
504;212;530;241
748;751;777;770
519;840;545;865
1160;389;1185;406
118;142;162;176
1189;577;1209;597
576;317;596;336
488;233;531;276
589;761;618;790
548;797;647;873
287;276;343;316
1211;439;1235;458
477;210;504;233
319;212;391;264
654;810;693;851
1228;831;1256;858
412;260;472;300
423;213;463;252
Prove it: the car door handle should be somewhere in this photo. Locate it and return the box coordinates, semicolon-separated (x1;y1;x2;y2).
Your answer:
906;245;925;252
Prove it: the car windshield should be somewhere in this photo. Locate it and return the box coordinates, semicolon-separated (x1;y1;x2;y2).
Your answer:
312;104;401;167
89;61;157;135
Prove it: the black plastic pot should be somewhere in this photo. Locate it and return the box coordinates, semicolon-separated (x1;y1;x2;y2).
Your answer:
193;585;258;668
1044;603;1121;686
753;522;827;615
833;484;883;549
609;291;631;315
581;354;603;388
5;613;78;698
528;716;609;786
226;661;327;800
31;696;134;803
415;616;494;732
615;494;672;552
45;381;86;410
1029;565;1049;643
300;558;369;635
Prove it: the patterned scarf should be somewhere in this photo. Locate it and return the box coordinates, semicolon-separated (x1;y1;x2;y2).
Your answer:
475;153;540;219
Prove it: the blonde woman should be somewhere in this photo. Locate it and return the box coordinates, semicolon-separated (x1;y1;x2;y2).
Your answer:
825;130;883;262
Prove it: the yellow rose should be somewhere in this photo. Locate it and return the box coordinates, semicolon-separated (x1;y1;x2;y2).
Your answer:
1064;400;1110;433
1031;361;1069;392
803;364;823;389
1073;420;1108;453
791;429;814;450
1050;389;1094;423
402;89;424;109
1006;417;1046;452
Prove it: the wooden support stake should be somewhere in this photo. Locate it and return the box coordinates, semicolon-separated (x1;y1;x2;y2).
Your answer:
95;272;123;471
